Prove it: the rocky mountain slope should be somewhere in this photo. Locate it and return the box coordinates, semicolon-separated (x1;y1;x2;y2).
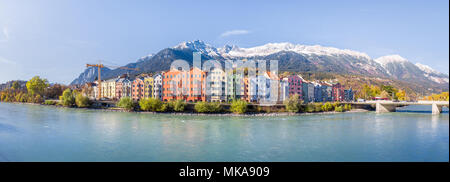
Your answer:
71;40;449;93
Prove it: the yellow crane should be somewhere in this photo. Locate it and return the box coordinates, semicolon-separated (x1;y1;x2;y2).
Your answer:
86;62;139;99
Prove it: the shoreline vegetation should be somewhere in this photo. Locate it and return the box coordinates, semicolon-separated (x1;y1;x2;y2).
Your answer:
1;76;448;116
4;101;370;116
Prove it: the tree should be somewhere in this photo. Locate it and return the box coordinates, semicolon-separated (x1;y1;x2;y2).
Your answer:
139;98;163;111
75;94;90;108
335;105;344;112
321;102;333;112
172;99;186;112
44;84;67;99
381;85;396;96
26;76;49;96
230;100;248;114
396;90;406;101
194;102;222;113
284;94;301;113
370;85;381;97
117;97;135;111
11;81;20;90
60;89;75;107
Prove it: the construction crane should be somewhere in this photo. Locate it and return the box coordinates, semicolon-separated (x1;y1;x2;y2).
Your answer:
86;61;139;99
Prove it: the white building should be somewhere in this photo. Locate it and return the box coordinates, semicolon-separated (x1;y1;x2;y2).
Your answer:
153;74;162;100
207;68;226;102
279;77;289;102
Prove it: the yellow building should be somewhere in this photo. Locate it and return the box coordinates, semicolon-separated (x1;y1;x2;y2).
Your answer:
101;78;118;99
144;76;154;99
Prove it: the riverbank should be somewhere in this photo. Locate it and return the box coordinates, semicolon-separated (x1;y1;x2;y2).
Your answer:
3;101;370;116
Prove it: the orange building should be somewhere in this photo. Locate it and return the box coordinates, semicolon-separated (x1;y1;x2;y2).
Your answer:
186;67;206;102
162;67;206;102
132;77;145;101
162;69;182;101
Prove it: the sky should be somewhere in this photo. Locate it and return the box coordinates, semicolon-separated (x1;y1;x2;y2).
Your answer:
0;0;448;84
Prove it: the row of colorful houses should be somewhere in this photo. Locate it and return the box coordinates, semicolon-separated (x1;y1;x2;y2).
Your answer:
280;75;353;103
84;68;354;103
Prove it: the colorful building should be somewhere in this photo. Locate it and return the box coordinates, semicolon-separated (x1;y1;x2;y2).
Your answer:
162;67;206;102
279;77;289;102
115;78;125;99
162;69;183;101
207;68;226;102
144;76;154;99
344;88;354;102
101;78;118;99
302;81;309;103
313;82;322;102
153;74;162;100
132;77;145;101
186;67;206;102
288;75;302;99
332;83;344;102
225;72;237;102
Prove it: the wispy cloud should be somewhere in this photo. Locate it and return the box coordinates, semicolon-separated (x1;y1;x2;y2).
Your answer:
220;29;250;37
0;57;15;65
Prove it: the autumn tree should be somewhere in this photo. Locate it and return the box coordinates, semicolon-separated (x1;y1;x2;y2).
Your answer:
44;84;67;99
396;90;406;101
11;81;20;90
26;76;49;96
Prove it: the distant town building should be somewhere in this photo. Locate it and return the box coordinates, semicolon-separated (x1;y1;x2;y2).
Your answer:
288;75;302;99
344;88;354;102
162;69;181;101
332;83;344;102
132;77;145;101
307;82;315;103
207;68;226;102
313;82;322;102
144;76;154;99
302;81;309;103
153;74;162;100
186;67;206;102
279;77;289;102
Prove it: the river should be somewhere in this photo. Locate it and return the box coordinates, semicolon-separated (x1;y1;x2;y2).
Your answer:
0;102;448;162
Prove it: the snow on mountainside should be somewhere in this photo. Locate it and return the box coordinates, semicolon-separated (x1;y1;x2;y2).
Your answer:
415;63;441;75
173;40;221;57
375;55;408;66
222;42;371;60
375;55;448;84
415;63;449;84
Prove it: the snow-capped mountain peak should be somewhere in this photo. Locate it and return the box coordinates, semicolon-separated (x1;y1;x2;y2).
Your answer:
138;54;154;62
173;40;220;56
223;42;371;60
219;44;239;54
374;55;409;66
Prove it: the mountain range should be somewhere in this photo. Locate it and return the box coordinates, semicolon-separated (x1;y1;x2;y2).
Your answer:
71;40;449;93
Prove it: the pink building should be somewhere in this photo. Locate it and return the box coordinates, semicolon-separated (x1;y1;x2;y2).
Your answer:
288;75;302;99
332;83;344;102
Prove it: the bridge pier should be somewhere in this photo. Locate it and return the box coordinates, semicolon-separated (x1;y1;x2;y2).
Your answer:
432;103;442;115
376;102;397;113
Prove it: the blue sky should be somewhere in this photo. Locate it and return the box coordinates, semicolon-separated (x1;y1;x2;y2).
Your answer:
0;0;448;84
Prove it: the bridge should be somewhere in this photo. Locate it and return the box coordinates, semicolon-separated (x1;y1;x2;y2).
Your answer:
346;101;449;115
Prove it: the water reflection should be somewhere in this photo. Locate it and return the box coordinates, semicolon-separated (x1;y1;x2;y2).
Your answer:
0;102;448;162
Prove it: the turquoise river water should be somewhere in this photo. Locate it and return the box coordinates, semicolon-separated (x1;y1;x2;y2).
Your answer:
0;102;448;162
